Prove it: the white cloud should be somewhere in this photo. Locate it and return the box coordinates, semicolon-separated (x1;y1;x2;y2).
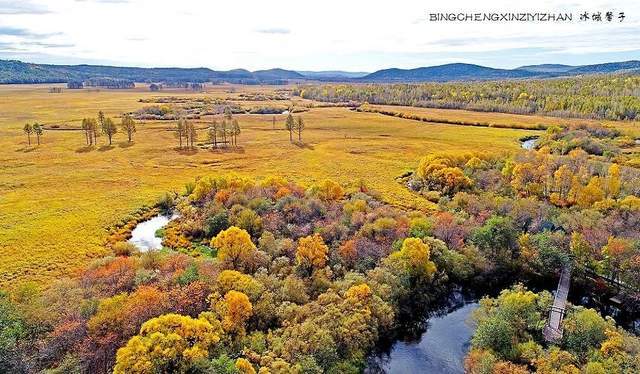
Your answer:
0;0;50;15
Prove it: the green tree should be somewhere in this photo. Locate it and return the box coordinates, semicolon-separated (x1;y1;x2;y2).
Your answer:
32;123;44;145
472;215;519;265
120;114;136;142
562;308;609;359
23;123;33;145
81;118;97;145
385;237;437;281
0;294;27;373
97;110;105;129
209;120;219;148
231;119;240;147
295;116;304;142
285;113;294;142
176;118;187;149
101;117;117;145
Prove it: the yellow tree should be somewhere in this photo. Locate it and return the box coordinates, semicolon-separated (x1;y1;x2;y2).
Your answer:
577;176;605;208
553;165;573;203
212;226;257;271
511;162;542;197
216;270;264;301
214;290;253;335
345;283;372;302
386;237;436;280
567;176;583;206
605;163;621;199
295;234;329;273
113;313;223;374
120;113;137;142
236;358;256;374
316;179;344;201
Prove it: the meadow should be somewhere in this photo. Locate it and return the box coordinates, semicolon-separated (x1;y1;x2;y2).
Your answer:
1;83;630;287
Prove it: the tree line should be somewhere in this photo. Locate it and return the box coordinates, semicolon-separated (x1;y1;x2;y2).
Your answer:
294;74;640;120
26;107;308;151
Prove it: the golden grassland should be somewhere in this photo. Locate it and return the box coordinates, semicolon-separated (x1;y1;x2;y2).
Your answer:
1;83;629;287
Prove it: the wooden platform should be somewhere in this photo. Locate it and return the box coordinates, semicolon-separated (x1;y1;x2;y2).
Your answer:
543;266;572;343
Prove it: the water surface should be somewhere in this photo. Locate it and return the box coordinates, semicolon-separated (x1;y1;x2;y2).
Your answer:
128;214;173;251
367;292;478;374
521;138;538;150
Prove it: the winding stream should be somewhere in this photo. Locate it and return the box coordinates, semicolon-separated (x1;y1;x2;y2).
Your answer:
366;291;478;374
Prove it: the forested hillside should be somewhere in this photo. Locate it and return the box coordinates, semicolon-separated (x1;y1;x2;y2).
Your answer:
0;60;304;84
296;75;640;120
2;59;640;85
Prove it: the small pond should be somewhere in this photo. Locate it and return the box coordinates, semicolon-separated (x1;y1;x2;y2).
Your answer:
128;213;175;251
521;137;538;150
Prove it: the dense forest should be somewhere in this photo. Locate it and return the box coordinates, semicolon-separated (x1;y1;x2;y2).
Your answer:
408;140;640;289
295;75;640;120
0;177;449;373
404;134;640;371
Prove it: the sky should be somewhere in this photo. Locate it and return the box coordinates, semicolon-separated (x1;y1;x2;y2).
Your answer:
1;0;639;72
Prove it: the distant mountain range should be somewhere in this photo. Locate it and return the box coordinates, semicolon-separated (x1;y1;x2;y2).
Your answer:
296;70;369;79
1;59;639;85
515;64;576;73
359;60;640;82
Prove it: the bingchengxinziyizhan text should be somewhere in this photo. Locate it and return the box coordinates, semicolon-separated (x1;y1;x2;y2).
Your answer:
429;11;626;22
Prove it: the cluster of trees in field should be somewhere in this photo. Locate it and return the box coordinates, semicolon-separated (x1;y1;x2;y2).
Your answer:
67;81;83;89
294;75;640;120
80;111;137;146
22;123;44;146
285;113;305;142
171;107;306;150
173;107;243;150
0;176;448;373
527;123;640;168
6;118;639;372
534;124;624;156
409;146;640;290
531;123;640;166
134;97;303;120
465;285;640;373
84;78;135;89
